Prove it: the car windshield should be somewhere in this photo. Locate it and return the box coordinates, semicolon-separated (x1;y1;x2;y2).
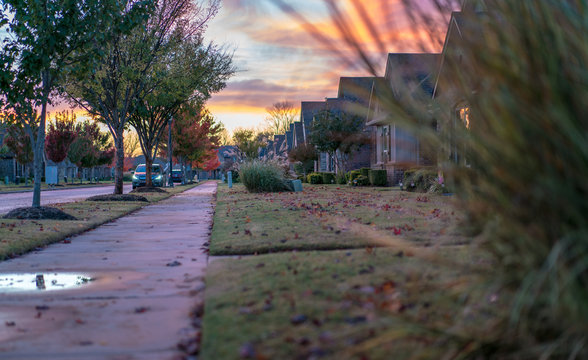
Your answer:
135;165;161;174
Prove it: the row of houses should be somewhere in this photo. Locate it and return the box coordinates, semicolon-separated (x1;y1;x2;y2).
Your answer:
258;2;481;185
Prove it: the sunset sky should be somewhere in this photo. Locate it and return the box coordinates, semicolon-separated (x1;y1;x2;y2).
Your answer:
203;0;448;133
5;0;454;133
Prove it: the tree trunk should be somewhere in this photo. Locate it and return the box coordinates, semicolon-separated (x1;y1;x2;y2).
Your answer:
145;155;153;188
114;129;124;194
32;84;49;207
181;159;186;185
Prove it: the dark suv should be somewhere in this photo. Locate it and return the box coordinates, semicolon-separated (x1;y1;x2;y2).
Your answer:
171;169;184;183
132;164;165;189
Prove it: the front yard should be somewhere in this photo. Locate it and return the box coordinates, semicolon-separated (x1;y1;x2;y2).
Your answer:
202;184;499;359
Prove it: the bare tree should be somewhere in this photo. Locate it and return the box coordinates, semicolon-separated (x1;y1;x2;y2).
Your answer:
265;101;299;135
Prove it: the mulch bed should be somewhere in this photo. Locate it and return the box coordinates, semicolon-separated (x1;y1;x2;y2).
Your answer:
86;194;149;202
131;187;168;194
3;206;78;220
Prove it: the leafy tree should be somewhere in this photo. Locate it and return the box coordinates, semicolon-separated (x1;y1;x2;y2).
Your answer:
218;128;232;146
174;105;223;165
124;131;141;158
233;128;265;160
0;0;150;207
64;0;181;194
128;0;233;187
3;122;35;183
45;111;78;184
199;150;221;172
309;109;369;175
69;120;114;182
288;142;317;177
45;111;78;164
159;103;223;182
265;100;299;135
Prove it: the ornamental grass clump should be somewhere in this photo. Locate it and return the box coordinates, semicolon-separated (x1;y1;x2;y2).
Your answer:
279;0;588;358
239;160;288;193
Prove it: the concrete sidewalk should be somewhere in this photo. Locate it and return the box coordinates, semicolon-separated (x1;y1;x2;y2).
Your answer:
0;182;217;359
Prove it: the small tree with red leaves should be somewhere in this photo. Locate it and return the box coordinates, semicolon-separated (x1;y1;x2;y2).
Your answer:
161;102;223;181
45;111;78;183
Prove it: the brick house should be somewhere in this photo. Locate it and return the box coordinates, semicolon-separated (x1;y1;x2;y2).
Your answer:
367;53;440;184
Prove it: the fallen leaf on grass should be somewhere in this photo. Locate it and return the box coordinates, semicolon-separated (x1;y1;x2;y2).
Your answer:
290;314;308;325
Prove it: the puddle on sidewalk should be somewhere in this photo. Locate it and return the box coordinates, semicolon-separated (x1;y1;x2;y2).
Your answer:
0;273;95;293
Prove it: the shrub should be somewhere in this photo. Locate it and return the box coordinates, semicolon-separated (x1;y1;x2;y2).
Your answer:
239;161;288;193
232;171;240;183
352;175;369;186
402;169;438;193
123;172;133;182
368;169;387;186
336;174;347;185
360;167;370;177
347;170;361;183
307;173;322;184
321;172;336;184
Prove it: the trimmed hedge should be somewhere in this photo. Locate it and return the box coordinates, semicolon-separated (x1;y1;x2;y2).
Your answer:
307;173;322;184
321;172;336;184
368;169;388;186
360;168;370;177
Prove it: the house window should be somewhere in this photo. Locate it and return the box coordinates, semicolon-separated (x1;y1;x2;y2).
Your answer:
458;106;470;129
453;104;471;165
382;126;389;161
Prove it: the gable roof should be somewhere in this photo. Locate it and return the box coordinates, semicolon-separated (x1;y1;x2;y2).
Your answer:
285;129;293;150
433;9;485;99
385;53;440;98
337;77;376;107
300;101;325;142
293;121;304;147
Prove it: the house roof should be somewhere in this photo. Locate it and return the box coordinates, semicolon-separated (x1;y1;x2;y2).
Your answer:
366;54;439;126
293;121;304;147
385;53;440;98
337;77;376;107
217;145;239;159
300;101;325;141
285;129;293;150
432;10;484;99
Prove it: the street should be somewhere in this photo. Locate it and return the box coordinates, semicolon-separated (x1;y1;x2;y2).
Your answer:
0;184;132;215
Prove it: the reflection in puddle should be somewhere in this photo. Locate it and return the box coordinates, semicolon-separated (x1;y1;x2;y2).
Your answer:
0;273;94;293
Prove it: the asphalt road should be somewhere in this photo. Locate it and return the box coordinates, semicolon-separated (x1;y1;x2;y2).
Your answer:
0;184;132;215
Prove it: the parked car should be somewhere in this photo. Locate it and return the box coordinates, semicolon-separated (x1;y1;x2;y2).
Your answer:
171;169;184;183
132;164;165;189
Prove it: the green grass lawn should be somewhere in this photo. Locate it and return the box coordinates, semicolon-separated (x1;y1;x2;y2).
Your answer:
0;183;199;260
202;183;500;359
210;183;468;255
202;248;499;360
